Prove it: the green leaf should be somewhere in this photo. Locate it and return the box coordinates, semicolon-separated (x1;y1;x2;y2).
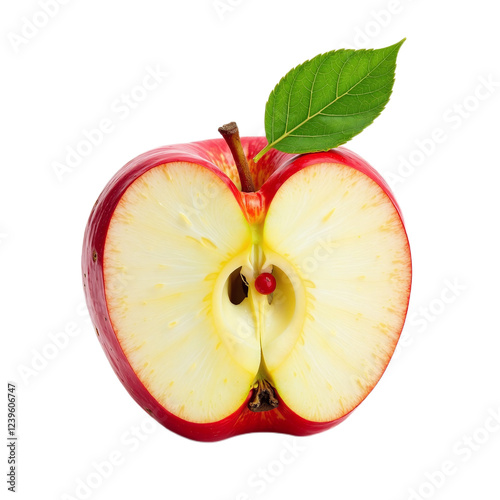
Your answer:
253;39;405;162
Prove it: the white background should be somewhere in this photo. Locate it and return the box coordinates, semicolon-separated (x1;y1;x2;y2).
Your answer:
2;0;499;499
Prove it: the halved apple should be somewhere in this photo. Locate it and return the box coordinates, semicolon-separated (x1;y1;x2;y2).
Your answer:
82;137;411;441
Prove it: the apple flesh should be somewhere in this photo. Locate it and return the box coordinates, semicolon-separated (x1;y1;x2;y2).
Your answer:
82;137;411;441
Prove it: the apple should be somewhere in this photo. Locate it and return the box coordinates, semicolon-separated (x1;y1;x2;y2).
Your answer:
82;131;411;441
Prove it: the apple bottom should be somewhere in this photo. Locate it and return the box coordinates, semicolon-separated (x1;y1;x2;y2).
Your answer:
114;355;351;441
142;392;352;442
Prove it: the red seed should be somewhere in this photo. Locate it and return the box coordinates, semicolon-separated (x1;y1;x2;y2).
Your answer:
254;273;276;295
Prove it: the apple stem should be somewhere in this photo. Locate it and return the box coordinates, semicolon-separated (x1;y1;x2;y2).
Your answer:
218;122;255;192
248;379;279;412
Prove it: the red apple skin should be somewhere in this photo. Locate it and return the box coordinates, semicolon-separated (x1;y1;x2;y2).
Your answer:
82;137;411;442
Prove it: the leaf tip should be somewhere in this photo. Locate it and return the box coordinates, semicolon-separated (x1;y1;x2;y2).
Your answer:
394;37;406;50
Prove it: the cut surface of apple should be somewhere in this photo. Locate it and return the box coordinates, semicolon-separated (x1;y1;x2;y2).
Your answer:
104;163;259;423
262;163;410;422
83;137;411;440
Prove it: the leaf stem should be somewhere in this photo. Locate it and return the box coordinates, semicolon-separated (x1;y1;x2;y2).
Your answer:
253;143;272;163
218;122;255;192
